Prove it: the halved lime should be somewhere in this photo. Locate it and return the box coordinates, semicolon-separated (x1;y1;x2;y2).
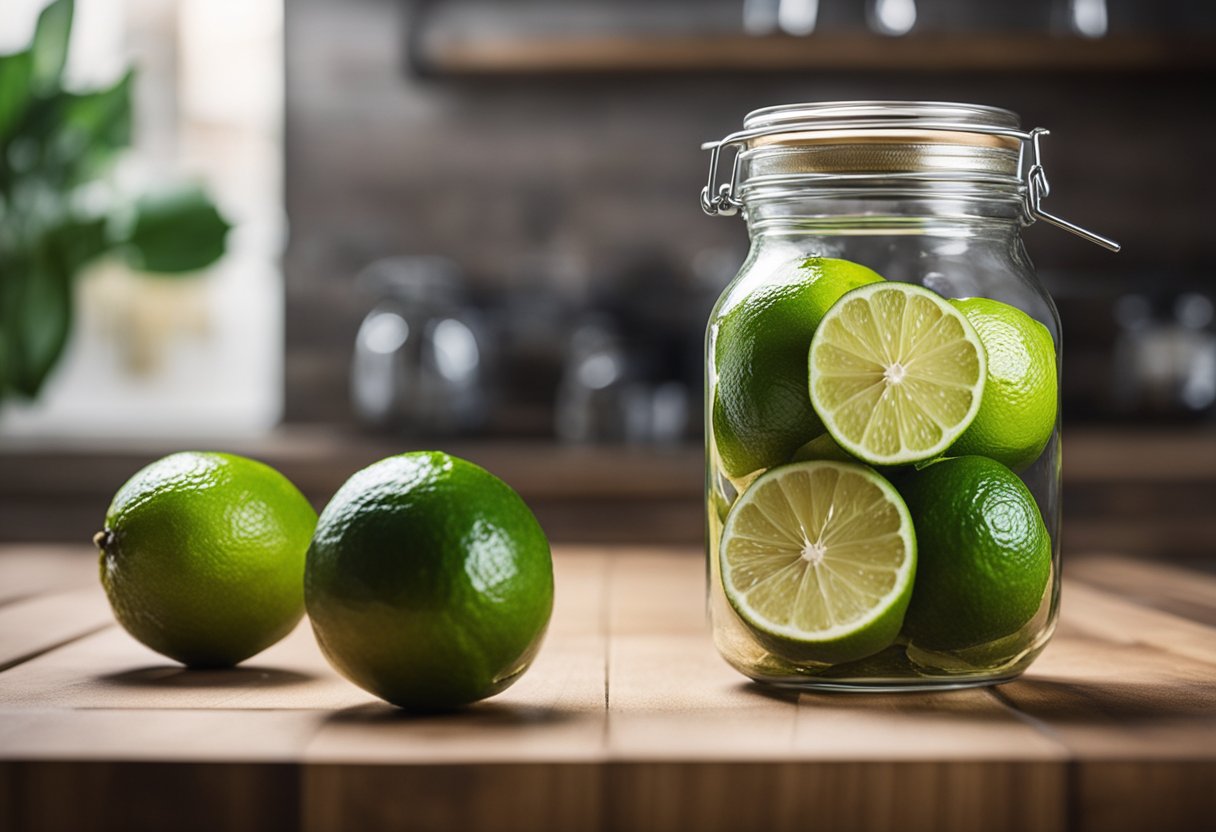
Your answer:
720;460;916;664
808;282;986;466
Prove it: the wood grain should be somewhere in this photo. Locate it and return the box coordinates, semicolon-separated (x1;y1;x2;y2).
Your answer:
0;709;319;762
1055;581;1216;667
0;623;368;711
993;637;1216;760
302;764;601;832
1072;762;1216;832
603;761;1068;832
0;546;1213;832
0;761;299;832
605;552;802;759
791;689;1066;761
1067;554;1216;628
0;546;98;607
0;588;111;673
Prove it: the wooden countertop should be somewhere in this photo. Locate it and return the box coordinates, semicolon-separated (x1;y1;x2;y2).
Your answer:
1;546;1213;832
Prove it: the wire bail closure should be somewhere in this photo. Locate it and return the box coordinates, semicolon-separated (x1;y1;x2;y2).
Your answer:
1023;128;1120;252
700;122;1120;253
699;143;743;217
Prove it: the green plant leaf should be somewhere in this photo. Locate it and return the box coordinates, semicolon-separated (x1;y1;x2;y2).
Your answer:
0;50;34;141
0;328;8;399
120;184;231;274
0;212;109;400
49;69;133;184
31;0;74;92
50;212;109;274
0;254;22;397
5;249;73;398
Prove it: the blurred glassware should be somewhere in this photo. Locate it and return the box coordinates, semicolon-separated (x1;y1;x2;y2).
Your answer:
1065;0;1109;37
743;0;781;34
778;0;819;35
351;257;489;434
868;0;916;35
1112;292;1216;419
1092;0;1216;34
555;317;690;445
555;317;638;444
913;0;1052;32
649;380;691;443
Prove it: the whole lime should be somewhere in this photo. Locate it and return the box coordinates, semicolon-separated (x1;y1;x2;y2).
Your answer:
305;452;554;710
96;452;317;668
899;456;1052;652
948;298;1058;471
712;256;885;480
789;433;855;464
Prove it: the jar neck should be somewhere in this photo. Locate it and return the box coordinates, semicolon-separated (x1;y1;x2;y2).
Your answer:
742;186;1027;242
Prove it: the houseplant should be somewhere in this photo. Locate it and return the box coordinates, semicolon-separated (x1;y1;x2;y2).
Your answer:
0;0;230;402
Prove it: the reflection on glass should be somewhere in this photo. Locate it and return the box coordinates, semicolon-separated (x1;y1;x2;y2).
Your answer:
868;0;916;36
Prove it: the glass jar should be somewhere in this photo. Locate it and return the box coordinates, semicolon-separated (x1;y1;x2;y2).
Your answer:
700;102;1118;691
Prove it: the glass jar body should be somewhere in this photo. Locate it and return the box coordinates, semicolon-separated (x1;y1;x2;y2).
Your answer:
705;193;1061;690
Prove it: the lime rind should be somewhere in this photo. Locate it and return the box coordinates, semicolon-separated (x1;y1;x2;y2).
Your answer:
897;454;1052;653
789;433;854;464
711;257;887;479
947;297;1058;471
719;461;916;664
808;282;987;467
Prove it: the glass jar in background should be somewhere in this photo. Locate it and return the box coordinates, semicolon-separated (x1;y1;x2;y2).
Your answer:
351;257;488;435
700;101;1118;690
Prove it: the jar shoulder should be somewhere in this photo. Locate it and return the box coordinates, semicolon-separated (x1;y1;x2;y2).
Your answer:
709;234;1058;341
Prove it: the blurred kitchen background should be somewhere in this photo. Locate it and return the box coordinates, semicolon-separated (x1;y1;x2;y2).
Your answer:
2;0;1213;558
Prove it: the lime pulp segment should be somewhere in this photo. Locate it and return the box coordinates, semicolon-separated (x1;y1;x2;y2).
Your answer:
720;460;916;664
809;282;987;466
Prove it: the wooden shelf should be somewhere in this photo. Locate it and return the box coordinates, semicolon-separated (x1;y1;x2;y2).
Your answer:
413;32;1216;76
1;426;1214;554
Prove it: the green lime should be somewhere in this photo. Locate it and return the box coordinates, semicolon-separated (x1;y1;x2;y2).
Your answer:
712;257;886;480
809;282;986;466
898;455;1052;652
789;433;854;464
305;452;553;710
947;298;1058;471
96;452;317;668
790;433;908;483
720;460;916;665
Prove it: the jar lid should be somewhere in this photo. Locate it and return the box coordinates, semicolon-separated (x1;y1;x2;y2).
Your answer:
741;100;1022;134
700;100;1120;252
741;101;1023;183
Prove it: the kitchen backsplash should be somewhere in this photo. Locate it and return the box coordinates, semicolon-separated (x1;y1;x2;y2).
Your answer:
284;0;1213;428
